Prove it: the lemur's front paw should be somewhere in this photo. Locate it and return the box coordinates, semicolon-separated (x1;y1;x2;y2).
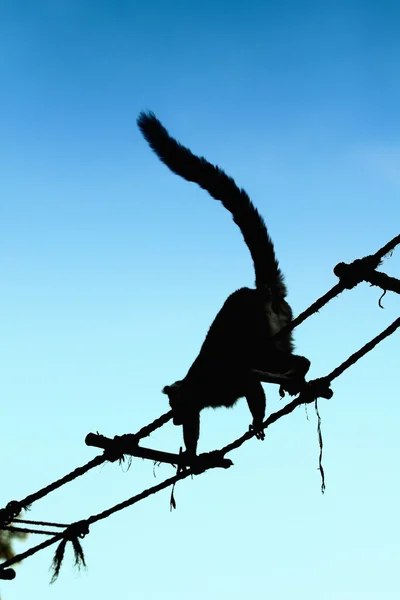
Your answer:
179;449;197;468
280;379;305;397
249;422;265;441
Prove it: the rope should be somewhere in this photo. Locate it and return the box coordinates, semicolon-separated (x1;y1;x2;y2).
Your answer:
365;271;400;296
13;519;68;528
2;526;61;537
274;233;400;340
373;233;400;260
0;472;193;571
0;411;172;528
326;317;400;382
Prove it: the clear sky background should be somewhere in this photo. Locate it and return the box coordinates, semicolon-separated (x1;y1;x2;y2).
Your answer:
1;1;399;599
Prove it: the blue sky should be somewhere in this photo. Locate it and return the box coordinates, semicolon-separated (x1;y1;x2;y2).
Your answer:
1;1;399;598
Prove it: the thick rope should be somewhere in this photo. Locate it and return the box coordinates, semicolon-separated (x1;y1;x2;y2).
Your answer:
274;233;399;340
0;472;193;571
13;519;68;528
0;411;172;528
2;526;61;537
365;272;400;296
326;317;400;382
373;233;400;260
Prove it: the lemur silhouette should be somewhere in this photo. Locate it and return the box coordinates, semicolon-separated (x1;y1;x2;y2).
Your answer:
138;112;310;456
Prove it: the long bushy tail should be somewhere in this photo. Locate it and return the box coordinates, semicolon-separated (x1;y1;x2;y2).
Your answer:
137;111;286;294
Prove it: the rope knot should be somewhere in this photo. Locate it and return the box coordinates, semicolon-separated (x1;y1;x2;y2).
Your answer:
306;378;333;401
334;254;381;289
50;520;89;583
0;500;22;527
64;520;89;541
0;568;16;580
98;433;139;463
191;451;233;475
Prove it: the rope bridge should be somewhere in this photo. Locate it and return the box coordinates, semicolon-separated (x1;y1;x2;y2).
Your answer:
0;234;399;583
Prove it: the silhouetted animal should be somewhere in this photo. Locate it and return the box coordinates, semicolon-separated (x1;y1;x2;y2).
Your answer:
138;111;310;456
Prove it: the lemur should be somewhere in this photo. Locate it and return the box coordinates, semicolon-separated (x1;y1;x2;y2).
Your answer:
137;111;310;456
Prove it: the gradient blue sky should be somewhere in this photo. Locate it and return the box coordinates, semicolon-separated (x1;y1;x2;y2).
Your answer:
1;1;399;599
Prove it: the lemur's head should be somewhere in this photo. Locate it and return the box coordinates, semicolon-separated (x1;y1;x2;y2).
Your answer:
162;381;190;425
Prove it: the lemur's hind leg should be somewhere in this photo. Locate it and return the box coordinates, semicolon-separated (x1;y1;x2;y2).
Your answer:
245;373;266;440
255;352;311;396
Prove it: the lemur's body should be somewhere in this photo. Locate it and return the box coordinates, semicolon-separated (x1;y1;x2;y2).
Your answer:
137;112;310;455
